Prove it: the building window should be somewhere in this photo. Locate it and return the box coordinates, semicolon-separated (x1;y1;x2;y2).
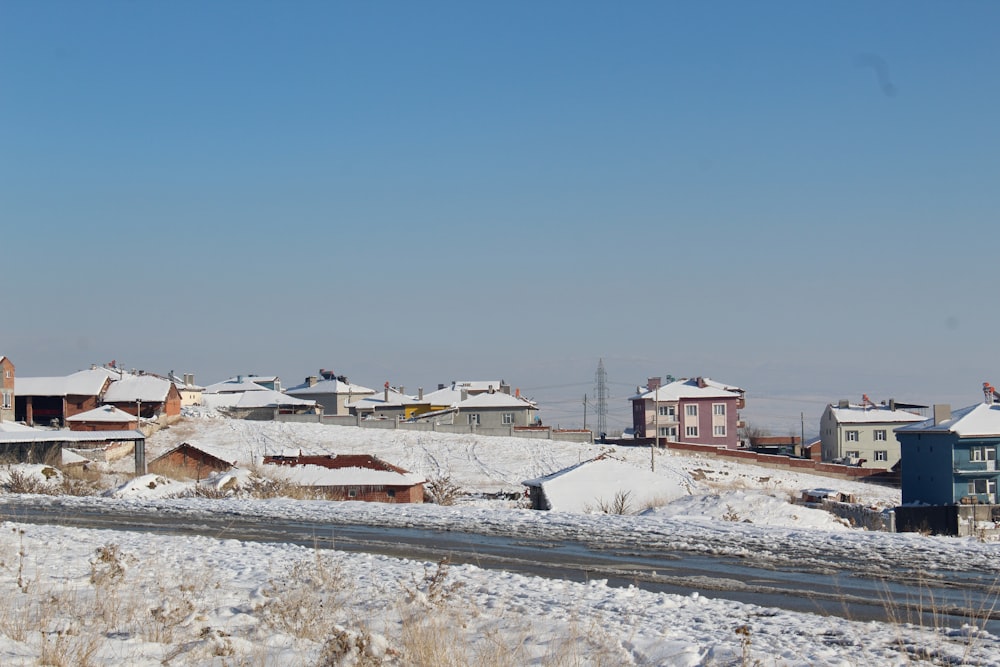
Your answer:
969;479;997;496
685;426;699;437
387;489;396;498
846;451;860;459
468;413;480;425
348;489;358;498
502;412;513;425
874;430;887;441
685;405;698;417
874;450;888;461
1;392;9;409
713;425;726;437
971;447;997;462
658;405;675;417
845;430;859;442
713;404;726;416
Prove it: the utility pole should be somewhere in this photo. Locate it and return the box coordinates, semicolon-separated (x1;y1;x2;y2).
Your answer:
583;394;588;430
651;386;658;472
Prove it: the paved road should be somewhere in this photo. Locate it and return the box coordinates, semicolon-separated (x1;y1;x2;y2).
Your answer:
2;497;997;632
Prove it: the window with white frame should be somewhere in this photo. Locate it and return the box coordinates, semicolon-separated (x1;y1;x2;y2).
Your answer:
502;412;513;425
467;413;480;425
845;430;859;442
846;450;860;459
969;479;998;496
713;425;726;437
874;450;888;461
657;405;670;416
658;426;677;438
685;426;699;437
1;392;9;409
971;447;997;462
685;404;698;417
874;429;887;441
713;403;726;416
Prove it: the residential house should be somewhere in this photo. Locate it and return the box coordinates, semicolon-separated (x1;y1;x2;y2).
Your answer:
66;405;139;432
411;381;536;427
630;377;744;449
168;372;204;406
223;388;318;420
102;372;182;421
820;397;927;469
285;370;376;416
346;385;424;421
897;398;1000;506
202;375;277;409
261;453;425;503
14;368;113;426
148;442;236;481
0;356;13;422
453;389;538;428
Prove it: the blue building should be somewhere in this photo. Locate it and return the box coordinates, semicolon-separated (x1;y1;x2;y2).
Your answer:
897;402;1000;506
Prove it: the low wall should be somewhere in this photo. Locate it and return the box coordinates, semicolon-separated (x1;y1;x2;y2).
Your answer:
275;413;593;443
607;438;896;485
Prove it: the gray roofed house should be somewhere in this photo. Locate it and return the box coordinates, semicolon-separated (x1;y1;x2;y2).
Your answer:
286;371;376;417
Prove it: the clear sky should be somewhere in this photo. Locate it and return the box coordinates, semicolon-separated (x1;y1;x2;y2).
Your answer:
3;1;999;434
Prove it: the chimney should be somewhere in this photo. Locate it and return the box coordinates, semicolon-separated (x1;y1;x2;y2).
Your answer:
418;387;424;400
889;398;896;411
237;375;243;383
501;382;511;395
438;383;445;390
647;377;662;391
398;386;404;395
488;384;495;394
697;377;707;388
515;388;520;398
306;376;318;387
838;399;849;409
933;404;952;425
461;389;469;401
384;383;389;402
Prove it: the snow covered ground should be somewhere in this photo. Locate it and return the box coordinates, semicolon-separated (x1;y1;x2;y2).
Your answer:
1;412;999;665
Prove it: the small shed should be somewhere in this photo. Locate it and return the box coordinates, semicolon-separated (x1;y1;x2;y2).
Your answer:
261;453;425;503
66;405;139;432
148;442;237;481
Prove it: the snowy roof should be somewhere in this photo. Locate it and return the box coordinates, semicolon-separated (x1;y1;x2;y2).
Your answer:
261;463;424;487
456;392;537;409
423;381;504;403
0;421;40;433
346;388;419;409
66;405;137;423
829;405;926;424
633;377;740;402
234;389;316;409
523;456;690;512
102;374;173;403
203;377;273;394
15;368;111;397
286;378;376;396
896;402;1000;437
0;429;144;444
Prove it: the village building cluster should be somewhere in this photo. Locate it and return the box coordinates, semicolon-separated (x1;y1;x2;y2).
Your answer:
3;354;1000;532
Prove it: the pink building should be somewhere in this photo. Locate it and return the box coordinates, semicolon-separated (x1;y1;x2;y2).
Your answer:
630;376;745;449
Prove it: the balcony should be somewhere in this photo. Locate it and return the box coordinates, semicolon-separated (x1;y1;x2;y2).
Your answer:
954;460;997;474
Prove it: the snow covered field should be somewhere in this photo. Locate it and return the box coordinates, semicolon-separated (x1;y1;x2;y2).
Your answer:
1;413;999;665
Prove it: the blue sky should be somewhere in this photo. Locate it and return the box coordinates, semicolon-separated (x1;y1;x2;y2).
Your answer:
3;1;999;433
